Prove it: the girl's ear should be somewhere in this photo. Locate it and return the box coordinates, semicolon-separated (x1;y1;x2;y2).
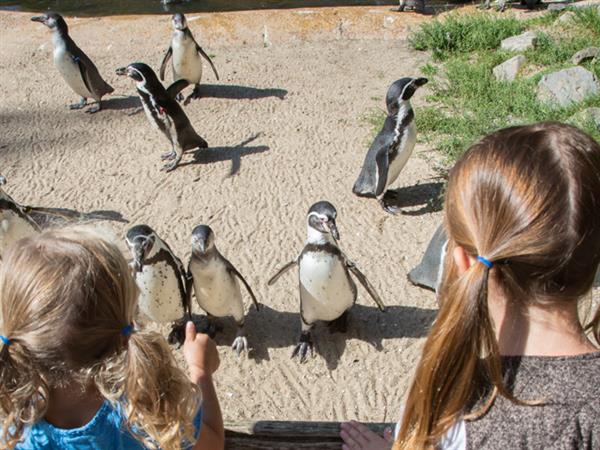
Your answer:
453;244;475;275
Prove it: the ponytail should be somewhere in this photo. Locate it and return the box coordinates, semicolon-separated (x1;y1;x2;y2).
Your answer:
96;327;201;450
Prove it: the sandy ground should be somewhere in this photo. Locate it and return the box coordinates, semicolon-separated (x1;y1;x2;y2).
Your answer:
0;8;445;424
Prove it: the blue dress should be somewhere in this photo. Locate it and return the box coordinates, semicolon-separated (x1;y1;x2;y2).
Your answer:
14;400;203;449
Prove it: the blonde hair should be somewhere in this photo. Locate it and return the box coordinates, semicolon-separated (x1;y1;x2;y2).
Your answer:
395;122;600;449
0;226;200;449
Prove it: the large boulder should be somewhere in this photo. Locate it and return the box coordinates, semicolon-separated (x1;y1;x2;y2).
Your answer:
500;31;537;52
537;66;599;108
493;55;527;81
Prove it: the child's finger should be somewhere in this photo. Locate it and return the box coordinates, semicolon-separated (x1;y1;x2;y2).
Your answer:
185;321;196;342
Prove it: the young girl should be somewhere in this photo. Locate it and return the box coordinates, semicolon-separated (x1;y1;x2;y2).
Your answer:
0;226;224;450
341;122;600;449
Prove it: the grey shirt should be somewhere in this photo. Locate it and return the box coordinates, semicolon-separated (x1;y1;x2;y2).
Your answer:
466;351;600;449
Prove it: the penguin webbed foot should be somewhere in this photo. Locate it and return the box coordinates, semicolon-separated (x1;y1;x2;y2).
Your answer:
291;331;313;363
85;102;101;114
231;334;249;357
167;320;187;347
380;191;402;215
162;155;182;172
69;98;87;110
161;150;177;161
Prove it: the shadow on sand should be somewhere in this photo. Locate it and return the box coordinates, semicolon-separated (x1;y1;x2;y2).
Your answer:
383;181;444;216
28;207;129;227
101;95;141;111
198;84;287;101
201;303;437;370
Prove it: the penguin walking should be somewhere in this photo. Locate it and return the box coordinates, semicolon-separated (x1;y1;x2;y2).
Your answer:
0;175;40;260
116;63;208;172
125;224;191;345
31;12;113;113
186;225;259;356
352;77;428;214
268;201;386;363
160;13;219;105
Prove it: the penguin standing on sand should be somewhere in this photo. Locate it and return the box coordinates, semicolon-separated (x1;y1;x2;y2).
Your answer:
160;13;220;105
268;201;386;363
125;225;191;345
0;175;40;259
352;77;428;214
186;225;259;356
116;63;208;172
31;12;114;113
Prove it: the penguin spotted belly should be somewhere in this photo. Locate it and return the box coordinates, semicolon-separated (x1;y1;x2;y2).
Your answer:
299;252;354;324
135;262;184;323
172;38;203;84
385;121;417;191
0;212;38;255
191;260;243;320
53;47;93;99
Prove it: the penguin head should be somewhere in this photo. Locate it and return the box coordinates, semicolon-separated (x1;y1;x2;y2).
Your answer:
307;201;340;240
191;225;215;256
31;12;67;33
172;13;188;31
386;77;428;113
116;63;158;87
125;224;157;272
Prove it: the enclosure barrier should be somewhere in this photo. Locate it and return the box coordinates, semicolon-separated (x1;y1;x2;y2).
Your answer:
225;420;394;449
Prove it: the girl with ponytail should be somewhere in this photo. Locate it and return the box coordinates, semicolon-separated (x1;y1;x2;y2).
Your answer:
0;226;224;450
341;122;600;450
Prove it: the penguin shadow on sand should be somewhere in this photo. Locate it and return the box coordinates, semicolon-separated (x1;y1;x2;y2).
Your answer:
100;95;142;112
196;84;287;101
382;180;444;216
28;208;129;227
203;304;437;369
181;133;270;178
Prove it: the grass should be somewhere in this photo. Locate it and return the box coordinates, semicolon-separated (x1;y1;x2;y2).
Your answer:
397;7;600;168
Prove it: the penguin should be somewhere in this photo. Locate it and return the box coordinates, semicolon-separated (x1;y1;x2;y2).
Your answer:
186;225;259;356
125;224;191;345
268;201;386;363
0;175;40;260
116;63;208;172
31;12;114;113
407;224;448;292
352;77;428;214
159;13;219;105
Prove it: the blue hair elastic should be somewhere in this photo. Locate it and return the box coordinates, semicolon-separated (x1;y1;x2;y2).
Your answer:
477;256;493;269
0;335;11;346
121;324;134;337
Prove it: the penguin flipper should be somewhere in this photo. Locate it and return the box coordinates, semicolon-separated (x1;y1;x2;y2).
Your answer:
166;79;191;100
352;133;391;198
73;53;113;97
196;44;220;81
159;46;173;81
267;260;297;286
225;259;260;311
345;258;386;312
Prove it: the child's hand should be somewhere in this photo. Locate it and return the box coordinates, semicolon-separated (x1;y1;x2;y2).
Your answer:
183;321;220;381
340;421;394;450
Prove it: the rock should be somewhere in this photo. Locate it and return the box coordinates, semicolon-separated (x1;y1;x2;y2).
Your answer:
557;11;576;24
537;66;599;108
572;47;600;65
547;3;567;11
500;31;538;52
493;55;527;81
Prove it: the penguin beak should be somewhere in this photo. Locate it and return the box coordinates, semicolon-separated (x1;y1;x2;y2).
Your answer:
328;221;340;241
31;16;46;24
193;238;206;254
115;67;128;77
414;77;429;87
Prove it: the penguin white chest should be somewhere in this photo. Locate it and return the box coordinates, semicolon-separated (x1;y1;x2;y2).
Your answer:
190;259;244;321
172;36;203;84
385;120;417;190
0;212;38;257
134;262;184;323
299;252;354;324
53;46;93;99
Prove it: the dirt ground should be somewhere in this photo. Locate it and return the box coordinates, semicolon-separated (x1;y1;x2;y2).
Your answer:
0;7;445;424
